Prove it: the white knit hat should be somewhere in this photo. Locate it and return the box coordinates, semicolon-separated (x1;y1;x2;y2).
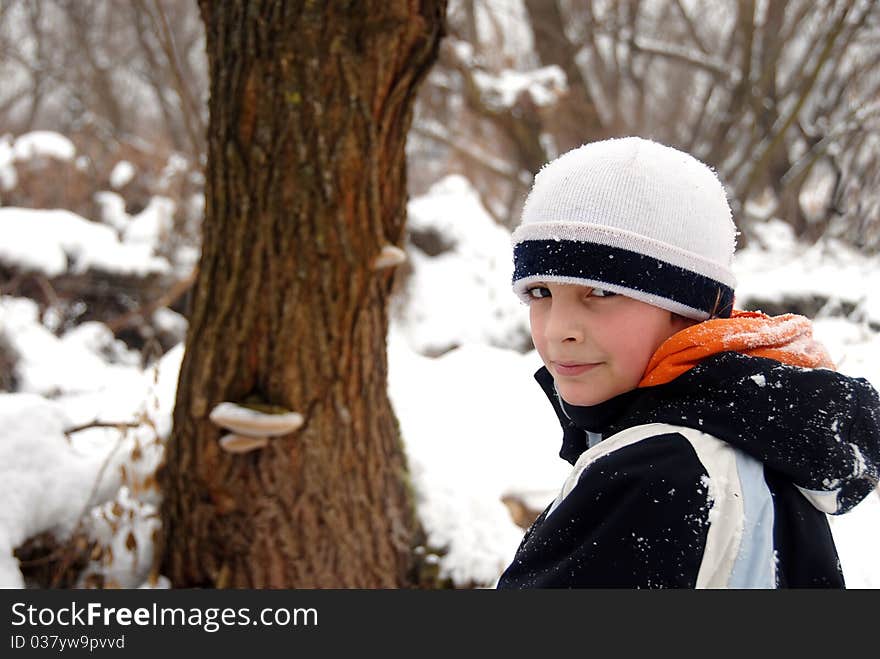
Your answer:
511;136;738;320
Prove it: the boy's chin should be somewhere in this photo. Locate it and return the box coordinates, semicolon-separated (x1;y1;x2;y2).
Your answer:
555;383;614;407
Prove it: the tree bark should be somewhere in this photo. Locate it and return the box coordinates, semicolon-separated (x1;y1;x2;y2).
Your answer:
158;0;445;588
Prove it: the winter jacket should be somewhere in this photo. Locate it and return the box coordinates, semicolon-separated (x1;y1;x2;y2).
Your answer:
497;312;880;588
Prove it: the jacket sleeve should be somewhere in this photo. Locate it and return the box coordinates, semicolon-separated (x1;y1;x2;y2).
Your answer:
837;377;880;512
497;432;714;588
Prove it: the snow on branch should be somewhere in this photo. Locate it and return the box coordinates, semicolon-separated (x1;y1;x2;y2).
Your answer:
471;65;568;111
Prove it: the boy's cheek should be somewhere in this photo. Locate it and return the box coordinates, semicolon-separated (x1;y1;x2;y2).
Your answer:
528;322;545;355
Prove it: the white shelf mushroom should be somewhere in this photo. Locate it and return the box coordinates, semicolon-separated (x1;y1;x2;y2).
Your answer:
372;244;407;270
209;401;304;437
219;433;269;454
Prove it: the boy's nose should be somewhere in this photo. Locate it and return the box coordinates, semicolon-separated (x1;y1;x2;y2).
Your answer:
545;303;584;344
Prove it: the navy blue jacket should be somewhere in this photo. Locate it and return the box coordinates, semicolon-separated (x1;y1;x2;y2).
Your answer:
496;352;880;588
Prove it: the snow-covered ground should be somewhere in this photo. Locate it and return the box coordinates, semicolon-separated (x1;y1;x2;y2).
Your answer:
0;143;878;588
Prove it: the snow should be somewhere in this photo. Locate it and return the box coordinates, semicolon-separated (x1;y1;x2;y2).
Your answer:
828;494;880;588
799;162;836;223
1;297;142;396
0;207;171;278
158;153;189;192
399;175;530;355
812;317;877;375
0;326;180;587
12;131;76;162
472;66;567;110
94;191;129;233
388;328;569;585
110;161;135;189
152;307;187;342
450;39;475;67
734;218;880;326
83;486;161;588
0;394;125;588
122;196;175;250
0;135;16;190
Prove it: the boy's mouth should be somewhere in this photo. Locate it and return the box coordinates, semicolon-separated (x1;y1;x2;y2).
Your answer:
552;361;602;376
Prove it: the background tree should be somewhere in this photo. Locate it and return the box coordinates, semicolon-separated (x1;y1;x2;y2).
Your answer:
157;1;446;587
410;0;880;252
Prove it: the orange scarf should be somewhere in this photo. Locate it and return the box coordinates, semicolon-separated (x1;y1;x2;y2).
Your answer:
639;309;836;388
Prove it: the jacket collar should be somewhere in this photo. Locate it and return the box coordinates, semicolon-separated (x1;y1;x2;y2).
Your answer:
534;351;880;514
534;365;639;465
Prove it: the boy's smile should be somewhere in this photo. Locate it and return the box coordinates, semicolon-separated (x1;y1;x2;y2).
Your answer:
528;282;695;406
551;361;602;376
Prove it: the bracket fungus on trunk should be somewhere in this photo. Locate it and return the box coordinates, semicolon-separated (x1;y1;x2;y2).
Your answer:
372;244;407;270
218;433;269;454
210;401;305;454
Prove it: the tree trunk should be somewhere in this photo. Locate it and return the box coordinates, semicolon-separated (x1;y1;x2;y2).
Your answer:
158;0;445;588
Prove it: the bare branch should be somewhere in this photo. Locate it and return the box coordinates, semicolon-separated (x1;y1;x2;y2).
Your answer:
782;103;880;187
672;0;710;54
129;1;189;152
411;122;518;181
56;0;128;135
134;0;204;157
630;36;734;80
739;1;854;202
64;420;141;436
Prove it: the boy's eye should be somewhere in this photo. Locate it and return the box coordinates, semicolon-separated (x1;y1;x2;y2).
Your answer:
591;288;617;298
525;286;617;300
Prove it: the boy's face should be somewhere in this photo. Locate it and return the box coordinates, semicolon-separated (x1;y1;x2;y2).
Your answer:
528;282;695;406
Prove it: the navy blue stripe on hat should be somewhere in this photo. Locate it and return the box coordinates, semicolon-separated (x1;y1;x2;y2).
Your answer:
513;239;734;318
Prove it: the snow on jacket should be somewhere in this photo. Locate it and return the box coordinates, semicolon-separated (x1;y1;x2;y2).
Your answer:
497;311;880;588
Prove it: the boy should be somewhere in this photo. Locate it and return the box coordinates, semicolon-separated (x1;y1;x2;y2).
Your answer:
496;137;880;588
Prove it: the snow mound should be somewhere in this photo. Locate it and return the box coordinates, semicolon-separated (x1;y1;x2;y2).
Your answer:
388;324;568;586
122;196;175;250
12;131;76;163
0;394;124;588
734;219;880;326
399;175;529;355
0;207;170;278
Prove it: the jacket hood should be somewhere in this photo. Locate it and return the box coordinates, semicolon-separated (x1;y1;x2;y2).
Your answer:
535;311;880;515
640;309;836;386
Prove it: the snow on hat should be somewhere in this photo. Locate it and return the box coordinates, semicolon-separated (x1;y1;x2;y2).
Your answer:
511;136;738;320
